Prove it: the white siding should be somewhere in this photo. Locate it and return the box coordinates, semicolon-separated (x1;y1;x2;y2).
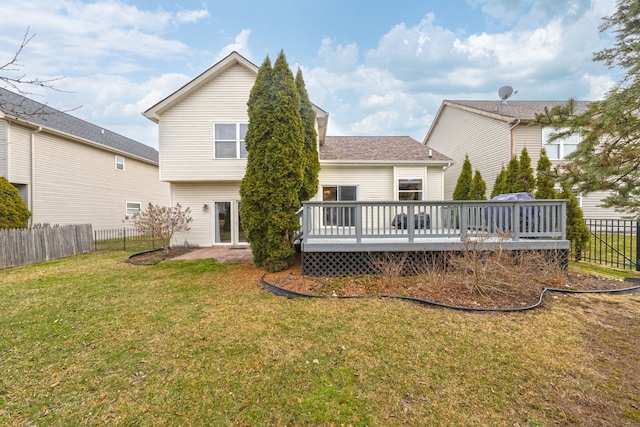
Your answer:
170;182;241;246
514;125;543;162
7;123;31;183
426;106;511;199
0;120;7;176
159;64;255;181
581;191;629;220
426;167;444;200
31;130;169;229
318;165;393;201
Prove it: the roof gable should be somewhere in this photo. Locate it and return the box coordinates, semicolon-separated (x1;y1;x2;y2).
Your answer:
423;99;592;144
0;87;159;163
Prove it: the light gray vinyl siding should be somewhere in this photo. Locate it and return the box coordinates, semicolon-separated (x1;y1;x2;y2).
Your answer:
426;106;511;199
581;191;629;220
31;131;168;229
0;120;7;176
318;165;393;201
159;64;255;182
7;123;31;184
170;182;242;246
514;125;543;162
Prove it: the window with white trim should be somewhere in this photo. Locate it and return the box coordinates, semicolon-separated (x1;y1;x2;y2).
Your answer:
542;127;580;160
322;185;357;226
115;155;125;171
214;123;248;159
126;202;141;216
398;178;423;201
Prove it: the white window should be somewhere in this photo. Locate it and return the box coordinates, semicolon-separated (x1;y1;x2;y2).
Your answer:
126;202;141;216
214;123;248;159
542;127;580;160
398;178;423;201
115;155;125;171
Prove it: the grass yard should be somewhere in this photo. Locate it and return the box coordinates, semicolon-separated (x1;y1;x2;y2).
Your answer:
0;252;639;426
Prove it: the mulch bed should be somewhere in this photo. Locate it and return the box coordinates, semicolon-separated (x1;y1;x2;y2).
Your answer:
128;247;196;265
264;267;639;310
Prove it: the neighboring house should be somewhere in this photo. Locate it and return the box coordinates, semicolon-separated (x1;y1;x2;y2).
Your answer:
423;99;623;219
0;87;170;229
143;51;452;247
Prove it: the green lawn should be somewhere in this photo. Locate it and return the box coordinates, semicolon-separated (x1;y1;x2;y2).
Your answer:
1;252;639;426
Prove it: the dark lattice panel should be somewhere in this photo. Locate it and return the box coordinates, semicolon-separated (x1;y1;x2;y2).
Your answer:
302;249;568;277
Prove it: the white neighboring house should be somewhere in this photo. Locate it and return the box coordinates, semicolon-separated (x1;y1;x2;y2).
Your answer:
423;99;624;219
143;51;452;247
0;87;170;229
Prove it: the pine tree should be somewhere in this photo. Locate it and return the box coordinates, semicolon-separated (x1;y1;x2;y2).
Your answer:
561;184;590;261
240;51;305;272
535;148;557;199
504;157;520;194
469;170;487;200
453;154;473;200
295;68;320;202
515;147;535;193
0;176;31;229
491;165;507;198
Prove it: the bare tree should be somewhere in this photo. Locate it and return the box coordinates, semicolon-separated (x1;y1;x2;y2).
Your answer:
126;203;193;255
0;27;70;118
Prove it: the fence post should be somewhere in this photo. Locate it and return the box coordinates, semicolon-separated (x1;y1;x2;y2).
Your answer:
123;228;126;252
636;221;639;272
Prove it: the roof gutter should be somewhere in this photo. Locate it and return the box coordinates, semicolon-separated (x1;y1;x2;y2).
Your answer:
509;119;521;158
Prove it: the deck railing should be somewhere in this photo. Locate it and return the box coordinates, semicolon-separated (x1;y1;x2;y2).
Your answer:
301;200;566;243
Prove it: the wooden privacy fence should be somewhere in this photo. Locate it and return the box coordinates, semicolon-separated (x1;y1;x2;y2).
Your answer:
0;224;94;269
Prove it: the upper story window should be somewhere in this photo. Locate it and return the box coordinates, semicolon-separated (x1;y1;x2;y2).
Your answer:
542;127;580;160
115;155;125;171
398;178;423;201
214;123;248;159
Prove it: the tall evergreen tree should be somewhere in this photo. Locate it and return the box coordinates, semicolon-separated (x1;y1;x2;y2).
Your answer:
0;177;31;229
504;157;520;193
453;154;473;200
515;147;535;193
469;170;487;200
561;184;590;261
535;148;557;199
295;68;320;203
240;51;305;272
491;165;507;198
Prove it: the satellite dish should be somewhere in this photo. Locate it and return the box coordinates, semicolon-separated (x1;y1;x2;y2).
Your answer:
498;86;513;101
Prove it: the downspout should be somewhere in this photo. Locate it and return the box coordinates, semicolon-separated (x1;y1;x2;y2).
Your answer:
30;126;42;226
509;119;521;158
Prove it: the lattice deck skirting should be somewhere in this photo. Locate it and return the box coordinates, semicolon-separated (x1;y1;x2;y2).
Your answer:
302;249;569;277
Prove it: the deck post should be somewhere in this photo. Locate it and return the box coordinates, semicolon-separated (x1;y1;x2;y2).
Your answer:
408;204;415;242
512;202;520;241
355;203;362;243
460;203;467;240
560;201;567;240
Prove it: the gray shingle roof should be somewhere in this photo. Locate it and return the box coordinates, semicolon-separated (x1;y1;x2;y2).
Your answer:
321;136;451;161
0;87;158;163
444;100;592;121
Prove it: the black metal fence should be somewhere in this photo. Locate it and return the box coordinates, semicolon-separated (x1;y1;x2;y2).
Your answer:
94;228;158;252
584;219;639;271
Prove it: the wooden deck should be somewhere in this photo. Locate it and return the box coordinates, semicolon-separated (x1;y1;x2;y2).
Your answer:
300;200;569;252
299;200;569;276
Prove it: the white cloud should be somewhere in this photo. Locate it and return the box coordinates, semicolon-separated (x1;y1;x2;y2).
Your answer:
215;29;252;61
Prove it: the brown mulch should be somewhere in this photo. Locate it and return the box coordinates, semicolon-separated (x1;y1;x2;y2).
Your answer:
264;265;639;310
128;247;196;265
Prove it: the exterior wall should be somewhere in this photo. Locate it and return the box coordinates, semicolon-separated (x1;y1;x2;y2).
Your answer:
580;191;628;220
30;130;168;229
6;122;31;184
426;106;511;199
0;120;7;176
158;64;255;182
317;165;394;201
514;124;543;162
426;167;445;200
169;181;242;247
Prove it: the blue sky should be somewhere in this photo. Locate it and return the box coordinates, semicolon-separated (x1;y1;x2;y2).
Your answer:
0;0;618;149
